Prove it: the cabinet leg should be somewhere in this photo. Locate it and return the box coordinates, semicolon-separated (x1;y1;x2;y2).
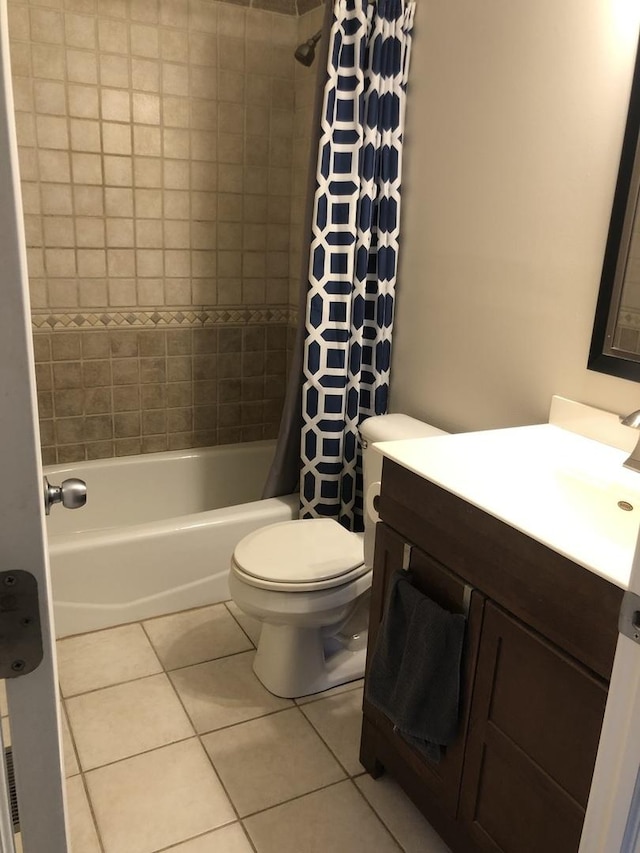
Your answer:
360;721;385;779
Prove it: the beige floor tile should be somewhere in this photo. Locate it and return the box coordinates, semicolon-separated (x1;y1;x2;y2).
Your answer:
301;686;365;776
169;651;292;733
1;716;10;747
0;680;6;716
244;780;401;853
143;603;253;670
86;739;235;853
162;823;254;852
356;774;452;852
224;600;261;646
66;673;194;770
202;707;345;817
61;705;79;777
58;624;162;697
295;677;364;706
13;833;22;853
66;776;101;853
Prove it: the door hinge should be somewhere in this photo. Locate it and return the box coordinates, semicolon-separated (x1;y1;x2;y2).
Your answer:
619;589;640;645
0;571;43;679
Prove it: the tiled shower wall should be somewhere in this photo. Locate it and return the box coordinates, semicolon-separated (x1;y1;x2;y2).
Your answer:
8;0;323;463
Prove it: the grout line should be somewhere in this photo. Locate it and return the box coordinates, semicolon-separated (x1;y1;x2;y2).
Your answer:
157;628;250;837
297;697;365;781
190;701;295;739
58;601;200;642
241;778;352;821
74;734;197;776
164;645;256;677
222;600;258;649
63;668;172;702
60;626;255;700
350;778;406;853
59;598;251;642
60;700;82;781
150;820;251;853
76;770;107;853
239;776;349;821
238;821;260;853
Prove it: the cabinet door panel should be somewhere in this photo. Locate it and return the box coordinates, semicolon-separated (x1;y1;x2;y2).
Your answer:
361;522;484;819
470;733;583;853
460;601;608;852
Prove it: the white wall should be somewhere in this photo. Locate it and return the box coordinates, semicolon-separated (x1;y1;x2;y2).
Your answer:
390;0;640;432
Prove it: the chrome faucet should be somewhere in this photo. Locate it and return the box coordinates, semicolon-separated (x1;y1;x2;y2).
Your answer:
619;410;640;472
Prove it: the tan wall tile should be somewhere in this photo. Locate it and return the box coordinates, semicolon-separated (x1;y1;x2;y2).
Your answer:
64;12;96;49
74;185;104;216
105;187;133;217
130;0;159;24
160;0;188;29
82;395;112;429
137;278;164;303
132;57;160;92
108;277;136;304
19;0;301;460
84;381;113;413
79;279;108;307
66;48;98;84
99;54;129;88
30;8;64;45
48;278;79;307
98;19;128;53
133;124;161;156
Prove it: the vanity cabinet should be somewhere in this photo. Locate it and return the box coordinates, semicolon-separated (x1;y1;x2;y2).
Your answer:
360;459;624;853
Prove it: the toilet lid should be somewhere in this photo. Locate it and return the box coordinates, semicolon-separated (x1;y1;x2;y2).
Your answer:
233;519;364;585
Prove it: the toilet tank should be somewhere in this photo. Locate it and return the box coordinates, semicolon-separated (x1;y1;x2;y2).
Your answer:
359;414;448;568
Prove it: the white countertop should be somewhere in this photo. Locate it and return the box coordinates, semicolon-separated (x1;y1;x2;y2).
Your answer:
375;419;640;590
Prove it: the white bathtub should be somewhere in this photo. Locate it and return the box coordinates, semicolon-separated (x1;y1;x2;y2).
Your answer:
45;441;298;638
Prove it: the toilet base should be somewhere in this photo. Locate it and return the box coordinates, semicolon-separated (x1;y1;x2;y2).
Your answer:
252;622;368;698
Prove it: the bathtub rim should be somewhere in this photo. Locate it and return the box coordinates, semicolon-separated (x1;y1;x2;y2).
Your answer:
43;437;278;477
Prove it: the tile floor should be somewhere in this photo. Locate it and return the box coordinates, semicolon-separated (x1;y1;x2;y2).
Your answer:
3;601;451;853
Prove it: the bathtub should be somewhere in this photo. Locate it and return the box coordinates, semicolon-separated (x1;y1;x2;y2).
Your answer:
44;440;298;638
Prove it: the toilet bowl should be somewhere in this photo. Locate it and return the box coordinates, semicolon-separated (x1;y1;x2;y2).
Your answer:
230;517;369;698
229;414;448;698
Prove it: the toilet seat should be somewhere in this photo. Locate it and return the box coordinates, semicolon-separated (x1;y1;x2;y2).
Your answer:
231;518;367;592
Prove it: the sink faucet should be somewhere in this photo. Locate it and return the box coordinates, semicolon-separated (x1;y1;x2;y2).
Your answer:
619;409;640;471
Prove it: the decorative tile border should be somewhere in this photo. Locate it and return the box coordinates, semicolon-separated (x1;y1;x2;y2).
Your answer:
32;307;292;332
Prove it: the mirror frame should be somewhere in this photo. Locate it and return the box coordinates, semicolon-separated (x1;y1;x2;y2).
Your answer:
589;34;640;382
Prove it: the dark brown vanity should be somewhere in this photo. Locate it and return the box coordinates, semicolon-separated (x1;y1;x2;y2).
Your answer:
360;458;624;853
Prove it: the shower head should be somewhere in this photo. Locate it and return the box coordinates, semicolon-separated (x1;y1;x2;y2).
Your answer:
294;29;322;66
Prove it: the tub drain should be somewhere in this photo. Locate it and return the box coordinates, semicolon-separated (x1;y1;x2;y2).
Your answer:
618;501;634;512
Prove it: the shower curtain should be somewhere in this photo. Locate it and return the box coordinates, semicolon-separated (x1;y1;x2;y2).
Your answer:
299;0;416;530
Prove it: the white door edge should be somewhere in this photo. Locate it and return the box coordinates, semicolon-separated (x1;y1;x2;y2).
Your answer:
0;1;69;849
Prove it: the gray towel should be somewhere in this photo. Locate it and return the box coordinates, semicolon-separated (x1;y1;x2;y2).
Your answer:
365;570;466;762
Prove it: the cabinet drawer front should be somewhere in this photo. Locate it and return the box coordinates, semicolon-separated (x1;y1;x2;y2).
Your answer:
460;602;607;853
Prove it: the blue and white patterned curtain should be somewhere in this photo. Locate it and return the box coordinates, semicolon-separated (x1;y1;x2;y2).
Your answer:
299;0;416;531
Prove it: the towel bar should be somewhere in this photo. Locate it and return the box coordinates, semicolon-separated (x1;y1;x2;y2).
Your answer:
400;540;474;618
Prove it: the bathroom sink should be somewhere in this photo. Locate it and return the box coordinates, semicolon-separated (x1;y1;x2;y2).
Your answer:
549;466;640;547
374;411;640;589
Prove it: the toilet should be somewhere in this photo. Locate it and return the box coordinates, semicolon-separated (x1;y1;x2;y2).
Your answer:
229;414;448;698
